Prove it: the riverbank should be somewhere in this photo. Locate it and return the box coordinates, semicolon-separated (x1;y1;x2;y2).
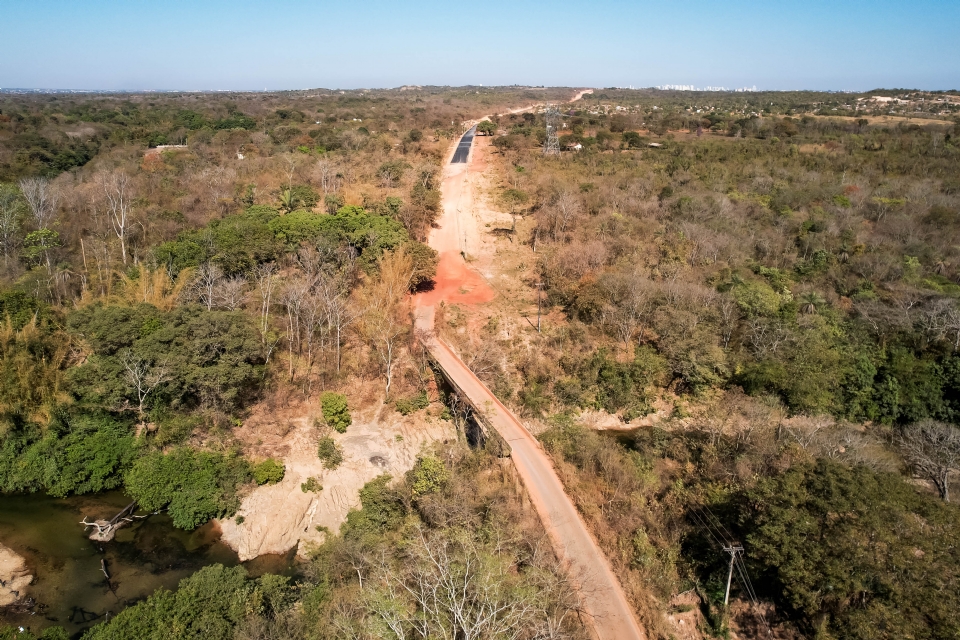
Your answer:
0;491;296;637
0;543;31;607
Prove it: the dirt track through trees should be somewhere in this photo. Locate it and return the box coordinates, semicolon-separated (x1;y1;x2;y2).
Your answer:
413;90;645;640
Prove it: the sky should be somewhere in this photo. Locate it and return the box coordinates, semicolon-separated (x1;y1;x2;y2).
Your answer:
1;0;958;91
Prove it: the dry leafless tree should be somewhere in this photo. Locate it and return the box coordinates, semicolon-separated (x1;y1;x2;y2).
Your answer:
898;420;960;502
121;349;170;419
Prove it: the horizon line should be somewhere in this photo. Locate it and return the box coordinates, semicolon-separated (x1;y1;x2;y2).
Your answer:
2;86;959;95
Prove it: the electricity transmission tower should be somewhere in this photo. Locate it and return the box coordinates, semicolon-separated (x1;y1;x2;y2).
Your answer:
543;106;561;155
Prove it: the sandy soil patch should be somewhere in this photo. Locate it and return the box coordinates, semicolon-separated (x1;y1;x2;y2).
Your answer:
218;383;456;561
664;590;707;640
0;543;32;606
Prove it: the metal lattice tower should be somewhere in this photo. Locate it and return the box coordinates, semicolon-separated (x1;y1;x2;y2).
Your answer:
543;106;561;155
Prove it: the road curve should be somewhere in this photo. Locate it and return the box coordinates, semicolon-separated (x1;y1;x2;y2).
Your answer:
413;99;645;640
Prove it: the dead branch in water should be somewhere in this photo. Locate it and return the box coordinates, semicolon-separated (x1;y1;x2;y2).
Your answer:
80;502;142;542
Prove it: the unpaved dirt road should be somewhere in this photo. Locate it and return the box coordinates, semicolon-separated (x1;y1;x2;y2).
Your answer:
414;89;645;640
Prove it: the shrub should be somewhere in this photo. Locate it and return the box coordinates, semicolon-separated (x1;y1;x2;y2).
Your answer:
252;458;285;485
317;436;343;470
395;391;429;415
342;474;405;539
301;476;322;493
320;392;351;433
410;455;449;497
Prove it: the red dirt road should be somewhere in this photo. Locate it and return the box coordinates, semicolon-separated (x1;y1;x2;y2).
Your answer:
414;155;494;307
413;97;646;640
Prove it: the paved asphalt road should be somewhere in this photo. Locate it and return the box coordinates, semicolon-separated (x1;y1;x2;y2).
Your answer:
451;126;476;163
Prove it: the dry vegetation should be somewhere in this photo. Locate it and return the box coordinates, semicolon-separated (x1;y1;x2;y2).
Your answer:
445;89;960;639
2;86;960;639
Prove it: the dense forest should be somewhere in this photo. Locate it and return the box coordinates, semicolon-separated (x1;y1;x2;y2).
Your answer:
1;86;959;639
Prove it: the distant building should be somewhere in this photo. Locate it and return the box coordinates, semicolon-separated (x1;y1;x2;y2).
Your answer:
655;84;757;92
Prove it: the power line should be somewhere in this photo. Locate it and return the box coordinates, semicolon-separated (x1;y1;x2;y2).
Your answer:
696;502;737;545
687;503;773;637
690;505;733;547
688;507;728;549
734;556;774;637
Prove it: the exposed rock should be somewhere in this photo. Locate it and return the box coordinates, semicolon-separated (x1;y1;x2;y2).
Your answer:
218;397;456;561
0;542;32;606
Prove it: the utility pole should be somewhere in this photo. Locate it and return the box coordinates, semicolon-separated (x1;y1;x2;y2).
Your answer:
723;545;744;606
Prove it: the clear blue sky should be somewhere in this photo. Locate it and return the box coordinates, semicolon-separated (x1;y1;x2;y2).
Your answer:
1;0;957;91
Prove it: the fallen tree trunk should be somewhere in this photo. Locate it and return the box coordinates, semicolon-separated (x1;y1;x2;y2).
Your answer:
81;502;140;542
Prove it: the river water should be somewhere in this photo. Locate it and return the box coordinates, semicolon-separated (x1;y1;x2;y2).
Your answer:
0;491;297;638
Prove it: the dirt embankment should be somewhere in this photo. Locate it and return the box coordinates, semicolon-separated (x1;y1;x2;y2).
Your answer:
217;384;456;561
0;543;32;606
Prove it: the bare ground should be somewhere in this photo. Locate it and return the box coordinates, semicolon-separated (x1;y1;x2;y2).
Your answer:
0;543;31;606
217;380;456;560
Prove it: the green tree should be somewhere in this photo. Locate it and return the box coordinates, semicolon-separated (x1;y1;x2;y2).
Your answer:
342;474;406;539
410;455;449;496
21;228;60;268
476;121;497;136
0;626;68;640
320;391;351;433
622;131;644;149
738;459;960;639
125;448;251;529
252;458;285;485
82;565;268;640
68;304;265;413
46;415;137;497
317;436;343;469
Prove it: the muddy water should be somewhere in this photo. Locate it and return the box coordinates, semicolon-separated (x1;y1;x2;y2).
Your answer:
0;491;297;637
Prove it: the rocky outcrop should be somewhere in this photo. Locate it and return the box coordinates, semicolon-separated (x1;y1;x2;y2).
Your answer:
0;543;32;606
218;402;456;561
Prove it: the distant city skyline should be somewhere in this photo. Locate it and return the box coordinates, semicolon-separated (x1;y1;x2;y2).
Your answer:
654;85;759;92
1;0;958;91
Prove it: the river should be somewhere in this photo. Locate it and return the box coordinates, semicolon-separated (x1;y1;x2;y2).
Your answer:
0;491;297;638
